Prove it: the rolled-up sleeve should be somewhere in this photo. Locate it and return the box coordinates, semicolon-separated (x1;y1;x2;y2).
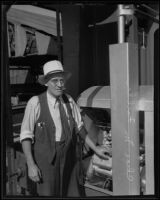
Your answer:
20;96;40;143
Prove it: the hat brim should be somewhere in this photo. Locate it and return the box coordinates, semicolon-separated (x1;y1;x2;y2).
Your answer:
38;71;71;85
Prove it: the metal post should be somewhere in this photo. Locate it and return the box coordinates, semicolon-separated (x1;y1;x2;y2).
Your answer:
109;43;140;195
2;5;17;195
144;111;154;194
118;5;125;43
56;7;62;62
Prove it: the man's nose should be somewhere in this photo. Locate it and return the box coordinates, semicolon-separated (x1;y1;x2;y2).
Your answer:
57;80;63;87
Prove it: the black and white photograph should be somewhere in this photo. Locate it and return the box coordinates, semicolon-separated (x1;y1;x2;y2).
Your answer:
1;1;160;199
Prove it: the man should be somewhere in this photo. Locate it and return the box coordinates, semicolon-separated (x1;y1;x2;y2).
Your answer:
20;60;109;197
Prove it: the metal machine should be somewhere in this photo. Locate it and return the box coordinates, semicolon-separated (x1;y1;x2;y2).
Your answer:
76;4;156;195
77;85;153;195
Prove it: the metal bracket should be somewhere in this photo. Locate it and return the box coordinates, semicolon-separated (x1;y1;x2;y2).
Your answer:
118;5;134;16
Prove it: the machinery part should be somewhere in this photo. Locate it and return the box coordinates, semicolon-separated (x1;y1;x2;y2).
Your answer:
117;4;134;43
140;166;146;194
103;177;112;190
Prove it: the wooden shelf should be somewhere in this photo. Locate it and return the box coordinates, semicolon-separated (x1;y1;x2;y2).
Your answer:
10;83;46;95
13;132;20;143
12;103;26;110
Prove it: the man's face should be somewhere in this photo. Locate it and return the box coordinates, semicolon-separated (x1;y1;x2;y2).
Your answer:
46;74;66;97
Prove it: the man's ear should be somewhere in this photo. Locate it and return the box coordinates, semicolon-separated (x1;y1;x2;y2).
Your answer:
45;83;48;87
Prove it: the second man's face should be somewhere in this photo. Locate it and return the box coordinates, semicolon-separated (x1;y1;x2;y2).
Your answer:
46;74;66;97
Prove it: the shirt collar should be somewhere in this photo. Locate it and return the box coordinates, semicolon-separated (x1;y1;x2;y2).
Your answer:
47;91;57;107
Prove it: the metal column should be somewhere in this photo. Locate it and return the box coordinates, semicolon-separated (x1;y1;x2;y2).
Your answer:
144;111;154;194
118;5;125;43
109;43;140;195
56;7;62;62
2;4;17;195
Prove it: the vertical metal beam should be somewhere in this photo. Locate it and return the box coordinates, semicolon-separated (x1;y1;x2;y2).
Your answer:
109;43;140;195
144;111;154;194
126;5;138;44
6;146;17;195
146;23;158;85
2;4;17;195
7;22;11;57
140;45;147;85
118;5;125;43
56;7;62;62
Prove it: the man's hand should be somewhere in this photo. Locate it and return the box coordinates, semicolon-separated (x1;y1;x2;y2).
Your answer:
85;134;111;160
28;163;42;183
95;146;110;160
21;140;42;183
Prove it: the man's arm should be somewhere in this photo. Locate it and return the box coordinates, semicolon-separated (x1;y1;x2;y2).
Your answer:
68;96;109;160
20;96;42;182
21;139;42;182
79;127;109;160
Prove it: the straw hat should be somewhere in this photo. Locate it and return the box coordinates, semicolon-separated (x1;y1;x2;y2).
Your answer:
38;60;71;85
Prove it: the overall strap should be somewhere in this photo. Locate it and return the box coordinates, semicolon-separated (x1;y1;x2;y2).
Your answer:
61;93;72;118
38;92;55;129
62;94;84;183
62;93;76;130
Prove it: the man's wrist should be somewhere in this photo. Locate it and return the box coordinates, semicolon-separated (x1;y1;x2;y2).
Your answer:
26;159;35;167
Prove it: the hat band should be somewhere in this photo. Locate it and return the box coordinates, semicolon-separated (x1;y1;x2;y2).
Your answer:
45;70;64;76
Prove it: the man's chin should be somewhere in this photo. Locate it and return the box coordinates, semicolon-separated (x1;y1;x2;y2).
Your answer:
56;90;63;96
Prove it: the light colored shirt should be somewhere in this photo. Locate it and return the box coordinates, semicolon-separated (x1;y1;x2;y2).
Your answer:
20;91;84;142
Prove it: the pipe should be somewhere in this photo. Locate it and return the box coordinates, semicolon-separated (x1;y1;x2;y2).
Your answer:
135;8;159;23
141;4;159;15
118;4;125;43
